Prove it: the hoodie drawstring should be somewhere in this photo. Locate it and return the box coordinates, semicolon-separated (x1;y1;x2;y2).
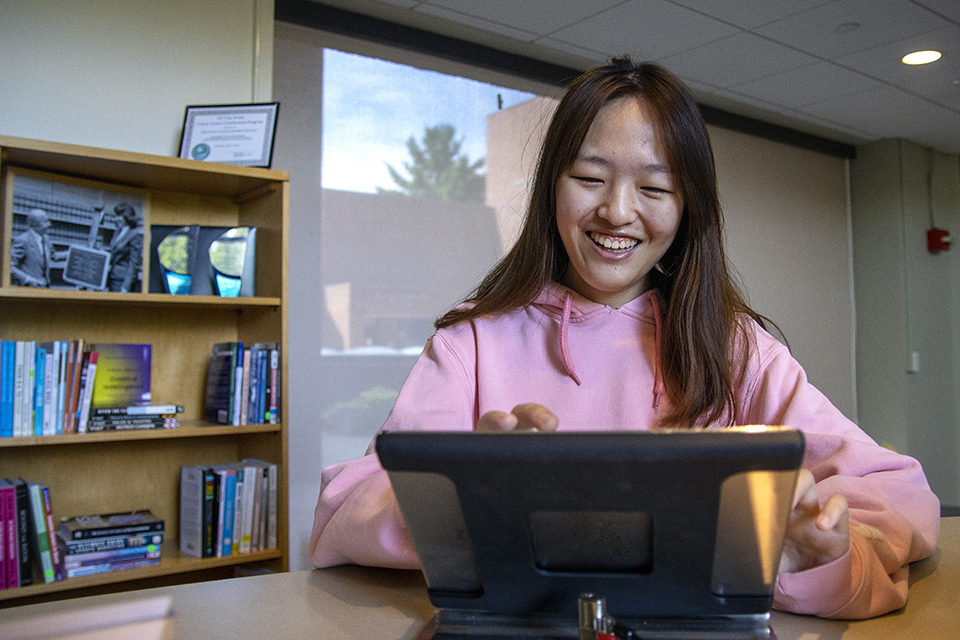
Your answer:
649;293;665;409
560;291;582;386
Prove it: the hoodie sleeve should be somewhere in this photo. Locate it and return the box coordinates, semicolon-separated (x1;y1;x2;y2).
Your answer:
740;327;940;619
309;332;474;569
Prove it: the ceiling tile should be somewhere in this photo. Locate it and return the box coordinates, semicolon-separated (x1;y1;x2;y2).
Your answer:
755;0;952;59
413;4;539;42
416;0;625;37
913;0;960;23
667;0;836;29
800;84;960;143
660;32;819;87
731;61;884;107
545;0;738;60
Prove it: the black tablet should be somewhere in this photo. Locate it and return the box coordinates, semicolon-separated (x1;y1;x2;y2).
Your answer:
376;427;804;627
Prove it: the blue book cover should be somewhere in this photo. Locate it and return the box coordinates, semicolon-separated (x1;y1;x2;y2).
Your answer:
218;470;236;557
33;346;46;436
0;341;14;437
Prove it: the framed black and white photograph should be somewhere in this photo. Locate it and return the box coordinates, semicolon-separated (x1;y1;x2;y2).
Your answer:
178;102;279;168
5;168;150;292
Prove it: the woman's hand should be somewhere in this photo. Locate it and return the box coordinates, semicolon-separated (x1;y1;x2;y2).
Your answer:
476;403;559;432
779;469;851;574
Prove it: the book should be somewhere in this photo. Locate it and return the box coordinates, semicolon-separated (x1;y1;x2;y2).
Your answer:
27;482;56;583
76;350;98;434
85;416;179;431
39;342;56;436
40;485;63;581
65;556;160;579
22;341;35;437
0;479;17;589
0;482;6;590
64;339;85;434
234;462;257;554
239;347;251;426
59;510;164;541
61;543;161;570
57;531;163;556
211;466;236;556
88;343;152;409
92;404;184;417
55;340;68;435
179;466;205;558
242;459;278;550
232;342;244;426
200;468;218;558
6;478;31;586
0;341;13;437
268;346;280;424
32;344;45;436
204;342;239;425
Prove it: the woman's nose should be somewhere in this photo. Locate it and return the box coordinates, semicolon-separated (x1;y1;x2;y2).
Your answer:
598;184;637;226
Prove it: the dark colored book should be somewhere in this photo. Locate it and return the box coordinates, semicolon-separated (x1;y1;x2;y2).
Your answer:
6;478;31;586
26;482;55;583
59;510;164;541
57;531;163;556
0;479;17;589
200;467;218;557
204;342;239;425
87;343;152;409
86;416;179;431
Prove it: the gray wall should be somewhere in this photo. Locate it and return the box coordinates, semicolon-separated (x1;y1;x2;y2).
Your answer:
851;139;960;506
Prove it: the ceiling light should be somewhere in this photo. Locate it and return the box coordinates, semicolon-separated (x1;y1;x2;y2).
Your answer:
902;50;942;65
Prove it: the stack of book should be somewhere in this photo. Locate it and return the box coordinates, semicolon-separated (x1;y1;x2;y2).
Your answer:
203;342;280;426
0;340;179;437
56;510;164;579
0;478;61;588
86;404;183;432
179;459;278;559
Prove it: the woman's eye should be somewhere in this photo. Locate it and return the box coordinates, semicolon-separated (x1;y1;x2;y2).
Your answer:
574;175;602;184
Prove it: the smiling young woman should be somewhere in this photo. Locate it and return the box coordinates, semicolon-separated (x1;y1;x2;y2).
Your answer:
308;57;940;621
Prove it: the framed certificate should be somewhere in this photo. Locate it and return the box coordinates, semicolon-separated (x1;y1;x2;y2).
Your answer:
178;102;280;168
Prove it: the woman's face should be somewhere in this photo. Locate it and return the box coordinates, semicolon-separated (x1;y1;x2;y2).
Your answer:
556;96;683;308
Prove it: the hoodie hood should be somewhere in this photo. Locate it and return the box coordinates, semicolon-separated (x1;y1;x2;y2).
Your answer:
532;282;666;408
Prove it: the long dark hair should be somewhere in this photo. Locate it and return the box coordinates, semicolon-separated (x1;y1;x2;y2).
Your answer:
437;57;766;428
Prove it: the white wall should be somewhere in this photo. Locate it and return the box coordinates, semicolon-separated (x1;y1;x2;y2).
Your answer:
0;0;273;155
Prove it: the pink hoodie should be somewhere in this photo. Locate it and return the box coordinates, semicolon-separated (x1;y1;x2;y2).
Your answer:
309;283;940;619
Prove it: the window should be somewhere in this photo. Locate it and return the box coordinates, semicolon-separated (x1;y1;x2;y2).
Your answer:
274;23;558;465
319;48;554;355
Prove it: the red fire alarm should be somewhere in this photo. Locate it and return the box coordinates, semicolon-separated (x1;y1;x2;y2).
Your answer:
927;228;951;253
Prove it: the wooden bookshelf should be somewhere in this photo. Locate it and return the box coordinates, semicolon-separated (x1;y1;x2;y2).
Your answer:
0;135;289;606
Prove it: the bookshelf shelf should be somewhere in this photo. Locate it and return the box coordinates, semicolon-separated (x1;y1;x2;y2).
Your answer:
0;288;282;308
0;423;282;448
0;545;283;603
0;135;289;606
